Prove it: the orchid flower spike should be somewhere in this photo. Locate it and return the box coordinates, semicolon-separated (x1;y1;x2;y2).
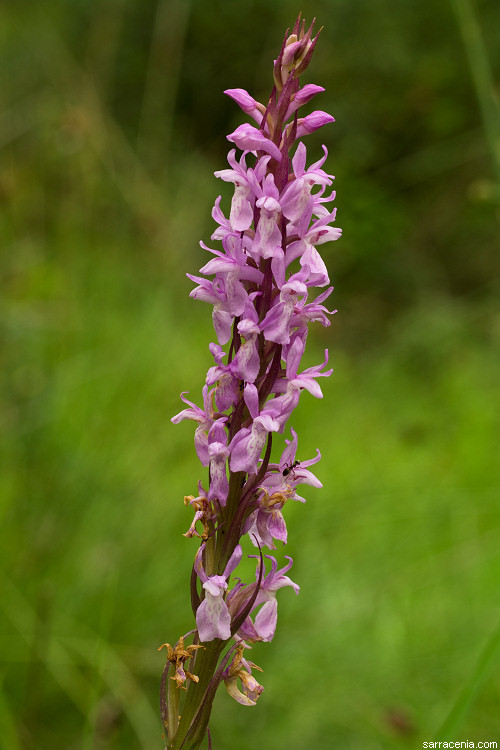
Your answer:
162;15;342;748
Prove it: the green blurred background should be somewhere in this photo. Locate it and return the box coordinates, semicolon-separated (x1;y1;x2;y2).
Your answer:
1;0;499;748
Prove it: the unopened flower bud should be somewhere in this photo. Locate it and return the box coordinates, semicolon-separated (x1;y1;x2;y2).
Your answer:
273;16;322;91
280;35;312;85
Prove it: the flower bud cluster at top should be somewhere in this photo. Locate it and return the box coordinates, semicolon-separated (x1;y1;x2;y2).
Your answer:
170;15;341;707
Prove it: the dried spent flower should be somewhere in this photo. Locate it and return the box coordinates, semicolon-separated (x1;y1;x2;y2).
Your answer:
158;636;205;690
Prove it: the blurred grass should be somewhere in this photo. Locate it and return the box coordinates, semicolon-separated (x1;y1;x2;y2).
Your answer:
451;0;500;189
1;1;499;748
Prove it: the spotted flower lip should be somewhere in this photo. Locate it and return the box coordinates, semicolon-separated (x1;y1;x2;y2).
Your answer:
194;544;243;642
229;413;281;475
207;418;230;505
231;555;300;643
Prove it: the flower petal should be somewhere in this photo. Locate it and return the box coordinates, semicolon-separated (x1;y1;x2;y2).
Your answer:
227;124;282;162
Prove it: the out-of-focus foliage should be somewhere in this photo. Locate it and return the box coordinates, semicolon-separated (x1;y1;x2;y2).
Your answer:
1;1;499;749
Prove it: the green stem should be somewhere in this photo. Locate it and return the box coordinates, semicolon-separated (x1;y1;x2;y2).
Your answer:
204;531;216;576
170;641;224;750
216;470;245;573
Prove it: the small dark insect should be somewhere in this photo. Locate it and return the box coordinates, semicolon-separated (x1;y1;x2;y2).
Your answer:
282;460;300;476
